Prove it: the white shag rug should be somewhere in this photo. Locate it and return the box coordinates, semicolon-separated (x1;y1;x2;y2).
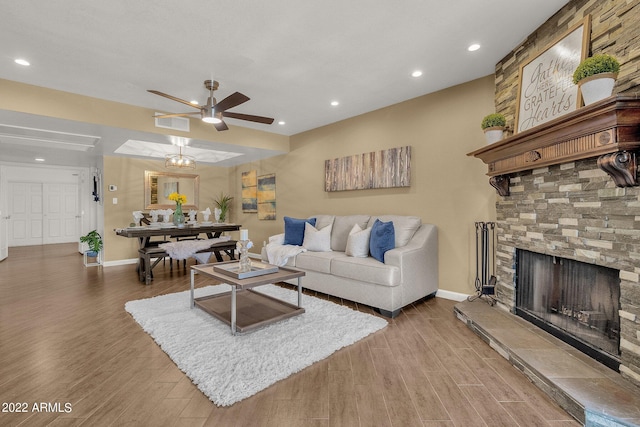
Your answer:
125;284;387;406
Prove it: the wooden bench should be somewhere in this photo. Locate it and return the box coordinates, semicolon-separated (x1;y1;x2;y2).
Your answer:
138;240;237;285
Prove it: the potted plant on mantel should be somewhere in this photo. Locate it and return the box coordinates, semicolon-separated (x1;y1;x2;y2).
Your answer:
573;53;620;106
481;113;507;145
80;230;103;259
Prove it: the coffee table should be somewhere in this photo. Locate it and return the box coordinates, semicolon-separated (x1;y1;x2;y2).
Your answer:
190;261;306;335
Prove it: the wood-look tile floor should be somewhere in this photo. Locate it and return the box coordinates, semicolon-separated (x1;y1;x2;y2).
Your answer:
0;243;581;426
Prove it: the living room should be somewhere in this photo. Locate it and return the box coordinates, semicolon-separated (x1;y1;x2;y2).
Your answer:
2;0;640;425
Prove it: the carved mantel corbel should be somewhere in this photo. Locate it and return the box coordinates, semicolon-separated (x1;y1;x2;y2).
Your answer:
489;175;510;196
597;151;638;187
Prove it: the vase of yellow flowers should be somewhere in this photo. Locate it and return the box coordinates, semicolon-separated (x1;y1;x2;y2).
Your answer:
168;192;187;228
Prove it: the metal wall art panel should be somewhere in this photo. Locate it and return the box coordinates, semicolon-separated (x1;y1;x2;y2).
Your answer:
324;146;411;192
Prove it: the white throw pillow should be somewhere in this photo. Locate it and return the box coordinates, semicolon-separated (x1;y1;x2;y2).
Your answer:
269;233;285;245
302;222;332;252
345;224;371;257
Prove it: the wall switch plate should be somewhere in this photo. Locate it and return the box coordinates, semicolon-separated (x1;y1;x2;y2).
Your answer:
112;197;118;204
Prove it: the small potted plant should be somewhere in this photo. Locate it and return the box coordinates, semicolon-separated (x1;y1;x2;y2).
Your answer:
214;192;233;223
80;230;103;257
481;113;506;144
572;54;620;105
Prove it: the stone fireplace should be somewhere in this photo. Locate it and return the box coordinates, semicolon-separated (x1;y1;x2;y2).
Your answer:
469;95;640;389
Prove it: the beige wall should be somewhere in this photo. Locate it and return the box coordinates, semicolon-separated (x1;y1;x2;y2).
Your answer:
232;76;497;295
103;156;234;261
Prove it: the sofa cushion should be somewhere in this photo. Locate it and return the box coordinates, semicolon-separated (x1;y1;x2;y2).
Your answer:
345;224;371;258
302;222;332;252
331;215;370;252
295;251;344;274
369;219;395;262
284;216;316;246
331;256;401;287
311;215;335;231
368;215;421;248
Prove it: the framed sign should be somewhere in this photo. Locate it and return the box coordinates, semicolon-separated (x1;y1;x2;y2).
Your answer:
515;15;590;133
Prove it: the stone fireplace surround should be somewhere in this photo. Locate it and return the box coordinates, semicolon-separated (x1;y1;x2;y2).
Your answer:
469;95;640;390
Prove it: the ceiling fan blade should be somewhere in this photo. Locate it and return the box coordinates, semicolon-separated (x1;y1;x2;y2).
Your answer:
222;111;275;124
214;120;229;131
147;90;201;109
215;92;250;112
153;112;200;119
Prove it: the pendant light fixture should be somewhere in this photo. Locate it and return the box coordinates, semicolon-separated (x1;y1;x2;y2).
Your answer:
165;144;196;169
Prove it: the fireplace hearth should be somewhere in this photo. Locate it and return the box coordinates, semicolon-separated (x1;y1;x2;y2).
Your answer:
515;249;620;370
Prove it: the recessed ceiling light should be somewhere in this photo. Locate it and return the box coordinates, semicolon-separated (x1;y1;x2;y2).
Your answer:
411;70;423;78
15;58;30;66
278;121;286;125
331;101;339;106
35;157;45;162
468;44;481;52
190;100;199;105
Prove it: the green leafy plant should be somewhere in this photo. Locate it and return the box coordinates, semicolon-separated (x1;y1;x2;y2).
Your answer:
572;54;620;84
214;192;234;222
80;230;103;254
481;113;506;130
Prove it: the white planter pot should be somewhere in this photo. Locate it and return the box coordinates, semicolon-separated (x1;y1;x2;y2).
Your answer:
483;127;504;145
578;73;617;106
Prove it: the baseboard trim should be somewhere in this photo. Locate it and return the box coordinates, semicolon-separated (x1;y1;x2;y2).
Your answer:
103;258;138;267
436;289;469;302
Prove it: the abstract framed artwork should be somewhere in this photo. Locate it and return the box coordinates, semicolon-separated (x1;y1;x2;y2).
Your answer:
241;170;257;212
257;173;276;220
324;145;411;192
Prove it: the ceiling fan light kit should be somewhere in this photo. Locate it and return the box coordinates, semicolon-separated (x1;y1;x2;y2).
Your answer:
201;108;222;124
149;80;274;131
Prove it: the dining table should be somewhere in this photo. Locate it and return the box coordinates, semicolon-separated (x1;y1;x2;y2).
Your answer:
115;223;241;284
115;223;241;249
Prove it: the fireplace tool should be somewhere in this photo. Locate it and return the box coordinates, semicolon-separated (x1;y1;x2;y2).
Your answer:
468;221;496;305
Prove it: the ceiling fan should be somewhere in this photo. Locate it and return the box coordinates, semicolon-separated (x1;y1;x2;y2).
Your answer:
148;80;274;131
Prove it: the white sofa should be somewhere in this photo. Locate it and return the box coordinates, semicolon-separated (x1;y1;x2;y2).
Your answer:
261;214;438;317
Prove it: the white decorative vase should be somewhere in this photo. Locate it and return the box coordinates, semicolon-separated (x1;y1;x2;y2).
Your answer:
484;127;504;145
578;73;617;106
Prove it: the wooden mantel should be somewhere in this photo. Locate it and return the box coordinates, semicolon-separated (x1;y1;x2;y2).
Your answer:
468;94;640;196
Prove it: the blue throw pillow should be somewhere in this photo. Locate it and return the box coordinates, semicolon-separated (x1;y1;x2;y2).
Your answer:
369;219;395;262
283;216;317;246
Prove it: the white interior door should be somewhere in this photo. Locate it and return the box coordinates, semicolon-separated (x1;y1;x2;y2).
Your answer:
9;182;43;246
8;181;80;247
0;209;7;261
43;183;80;244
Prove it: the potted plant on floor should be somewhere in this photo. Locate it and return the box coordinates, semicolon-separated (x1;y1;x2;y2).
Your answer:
573;53;620;106
214;192;233;223
481;113;506;145
80;230;103;258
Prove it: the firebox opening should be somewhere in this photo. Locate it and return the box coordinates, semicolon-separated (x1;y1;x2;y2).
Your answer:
515;249;621;371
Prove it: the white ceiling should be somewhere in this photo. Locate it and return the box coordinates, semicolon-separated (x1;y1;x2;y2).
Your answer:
0;0;570;168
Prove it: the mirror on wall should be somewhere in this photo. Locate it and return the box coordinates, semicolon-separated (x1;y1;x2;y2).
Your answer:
144;170;199;210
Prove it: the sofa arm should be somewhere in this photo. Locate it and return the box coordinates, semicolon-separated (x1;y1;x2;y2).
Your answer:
384;224;439;300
